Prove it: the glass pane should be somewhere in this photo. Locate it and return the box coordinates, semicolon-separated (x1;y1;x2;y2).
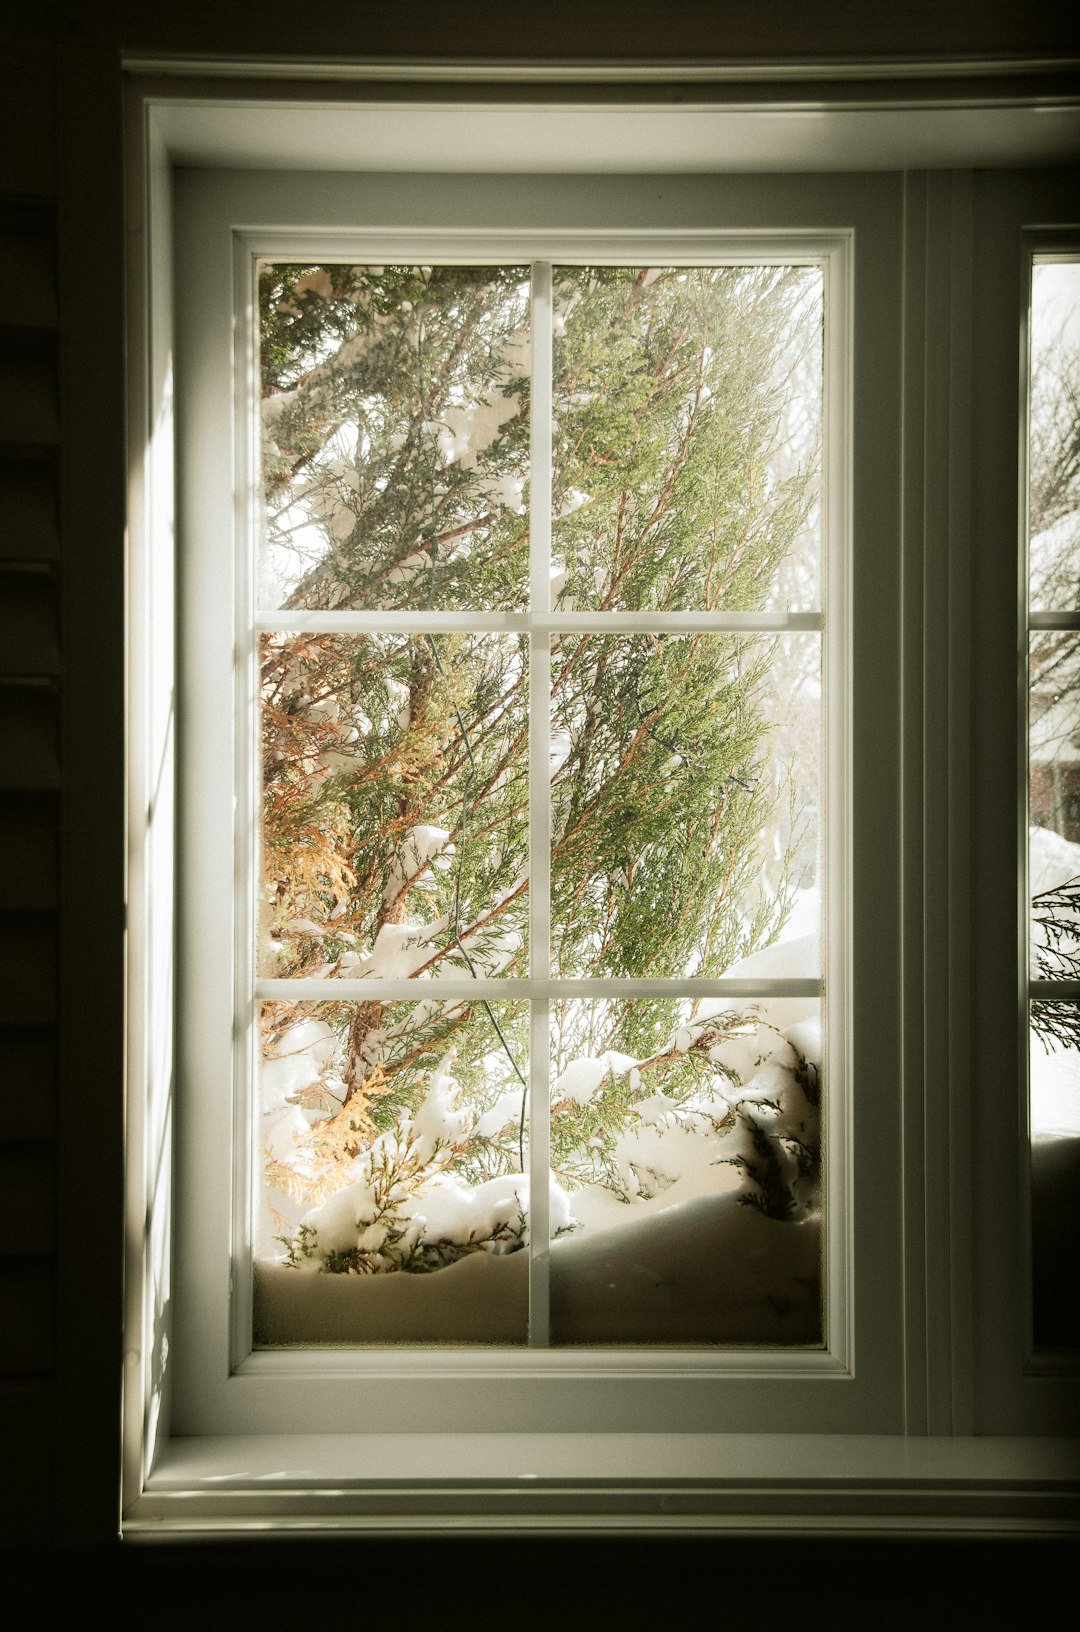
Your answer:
258;264;530;611
1029;1002;1080;1350
550;632;821;978
549;998;823;1345
260;631;528;978
551;265;823;612
1029;631;1080;978
255;999;530;1345
1029;260;1080;611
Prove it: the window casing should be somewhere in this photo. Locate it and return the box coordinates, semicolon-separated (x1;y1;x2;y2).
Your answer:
122;96;1080;1529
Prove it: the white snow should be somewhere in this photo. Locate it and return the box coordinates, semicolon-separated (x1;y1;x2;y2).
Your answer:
299;1183;377;1260
1029;824;1080;896
475;1088;524;1139
409;1171;532;1246
386;551;430;586
261;1019;337;1111
437;386;522;472
557;488;589;518
1031;1031;1080;1138
783;1016;822;1069
265;1103;311;1164
327;502;356;542
549;725;574;773
497;326;531;380
612;1121;707;1201
381;824;453;909
603;1049;638;1077
1029;825;1080;979
715;932;819;1029
298;1160;573;1264
356;1223;388;1254
633;1091;679;1125
407;1051;471;1162
722;929;817;983
288;916;326;938
1030;508;1080;605
552;1056;608;1105
359;921;437;979
479;470;524;515
254;1187;820;1346
258;873;832;1343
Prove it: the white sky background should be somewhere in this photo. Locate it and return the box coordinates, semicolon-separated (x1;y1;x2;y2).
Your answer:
1032;259;1080;352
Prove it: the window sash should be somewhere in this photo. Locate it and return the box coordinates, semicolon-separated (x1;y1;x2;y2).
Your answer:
165;167;910;1443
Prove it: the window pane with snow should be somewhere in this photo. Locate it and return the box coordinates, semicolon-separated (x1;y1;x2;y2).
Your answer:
1029;1002;1080;1350
1029;261;1080;611
548;999;823;1345
258;264;531;611
550;265;822;613
255;999;530;1345
550;632;821;978
260;631;529;978
1029;631;1080;978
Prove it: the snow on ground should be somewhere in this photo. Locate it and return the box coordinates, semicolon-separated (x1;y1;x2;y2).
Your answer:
257;988;823;1343
1031;1033;1080;1139
1030;823;1080;897
255;1189;820;1346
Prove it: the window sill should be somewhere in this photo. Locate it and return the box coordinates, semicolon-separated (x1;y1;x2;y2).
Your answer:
124;1433;1080;1536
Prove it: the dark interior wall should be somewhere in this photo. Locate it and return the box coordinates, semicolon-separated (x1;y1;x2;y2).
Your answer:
67;0;1080;62
0;0;1077;1590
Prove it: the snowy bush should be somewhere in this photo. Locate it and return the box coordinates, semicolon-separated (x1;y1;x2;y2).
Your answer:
266;994;821;1275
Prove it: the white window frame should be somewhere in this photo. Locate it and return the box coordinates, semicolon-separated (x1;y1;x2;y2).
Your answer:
122;85;1080;1535
174;175;875;1439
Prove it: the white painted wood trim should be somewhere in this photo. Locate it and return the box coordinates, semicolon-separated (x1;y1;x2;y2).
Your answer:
124;1431;1080;1537
122;87;1080;1530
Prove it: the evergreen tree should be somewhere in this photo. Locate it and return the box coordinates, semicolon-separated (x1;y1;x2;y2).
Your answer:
256;260;821;1264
